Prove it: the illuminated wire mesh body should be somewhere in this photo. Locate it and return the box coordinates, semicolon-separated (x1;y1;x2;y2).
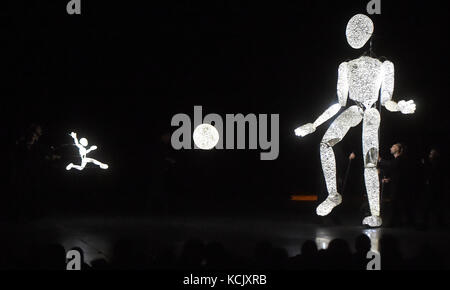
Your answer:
294;14;416;227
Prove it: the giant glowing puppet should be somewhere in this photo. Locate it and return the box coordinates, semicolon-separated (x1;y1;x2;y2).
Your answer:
294;14;416;227
66;132;109;170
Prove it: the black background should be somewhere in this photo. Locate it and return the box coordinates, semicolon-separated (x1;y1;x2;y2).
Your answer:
2;0;449;216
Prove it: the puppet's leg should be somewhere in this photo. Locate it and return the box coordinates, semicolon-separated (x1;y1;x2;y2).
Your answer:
86;158;109;169
361;108;382;227
66;157;87;170
317;105;363;216
66;163;85;170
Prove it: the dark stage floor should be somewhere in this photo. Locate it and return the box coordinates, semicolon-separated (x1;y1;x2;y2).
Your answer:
2;211;450;269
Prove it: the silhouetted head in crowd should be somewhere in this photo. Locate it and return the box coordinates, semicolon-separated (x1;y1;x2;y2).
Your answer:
327;239;352;256
270;247;289;267
379;234;403;269
179;239;205;268
325;239;352;269
39;243;66;270
428;148;440;161
204;241;228;268
390;143;404;158
110;239;144;269
301;240;318;258
354;234;371;253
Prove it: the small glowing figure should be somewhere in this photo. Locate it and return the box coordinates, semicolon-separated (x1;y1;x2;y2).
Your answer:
66;132;108;170
295;14;416;227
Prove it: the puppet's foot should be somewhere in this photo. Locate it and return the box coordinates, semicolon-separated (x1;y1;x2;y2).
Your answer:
362;215;382;227
100;164;109;169
316;193;342;216
66;163;73;170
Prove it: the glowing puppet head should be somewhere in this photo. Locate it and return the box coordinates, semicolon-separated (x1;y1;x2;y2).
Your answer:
346;14;374;49
79;137;88;147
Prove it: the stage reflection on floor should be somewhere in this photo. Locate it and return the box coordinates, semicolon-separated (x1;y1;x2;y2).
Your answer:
1;214;449;269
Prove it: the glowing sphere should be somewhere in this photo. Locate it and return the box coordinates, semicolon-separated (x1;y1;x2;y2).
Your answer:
193;124;220;150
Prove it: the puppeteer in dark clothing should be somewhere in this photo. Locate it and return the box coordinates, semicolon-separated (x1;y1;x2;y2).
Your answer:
12;139;45;218
378;153;414;226
420;149;446;226
10;124;50;219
